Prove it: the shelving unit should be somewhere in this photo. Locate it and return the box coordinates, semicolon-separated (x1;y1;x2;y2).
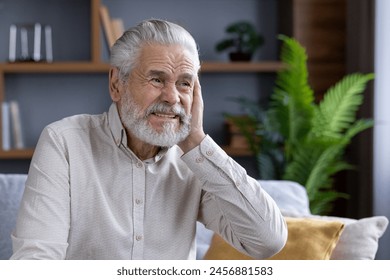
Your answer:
0;61;283;74
200;61;284;73
0;62;109;73
0;149;34;160
0;0;281;160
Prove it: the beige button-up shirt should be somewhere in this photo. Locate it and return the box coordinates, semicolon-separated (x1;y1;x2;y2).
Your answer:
11;103;287;260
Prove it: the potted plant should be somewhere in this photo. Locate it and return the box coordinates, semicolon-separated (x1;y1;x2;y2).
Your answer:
228;35;374;214
224;114;260;151
215;21;264;61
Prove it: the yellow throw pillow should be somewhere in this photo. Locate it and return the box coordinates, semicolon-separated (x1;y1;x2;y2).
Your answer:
269;217;344;260
203;233;253;260
204;217;344;260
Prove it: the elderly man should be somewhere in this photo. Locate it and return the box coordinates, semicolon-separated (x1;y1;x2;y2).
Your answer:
11;19;287;260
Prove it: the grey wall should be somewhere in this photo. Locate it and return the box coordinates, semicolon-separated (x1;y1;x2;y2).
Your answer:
0;0;279;176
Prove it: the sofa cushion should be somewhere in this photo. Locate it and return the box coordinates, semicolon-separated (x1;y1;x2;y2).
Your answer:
260;180;389;259
283;210;389;260
0;174;28;260
203;217;345;260
203;233;253;260
259;180;311;216
196;222;214;260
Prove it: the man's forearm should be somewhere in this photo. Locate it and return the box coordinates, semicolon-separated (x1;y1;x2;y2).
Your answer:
181;135;287;259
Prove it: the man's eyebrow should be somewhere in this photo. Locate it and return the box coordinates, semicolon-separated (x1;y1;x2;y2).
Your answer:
147;70;196;81
180;73;196;81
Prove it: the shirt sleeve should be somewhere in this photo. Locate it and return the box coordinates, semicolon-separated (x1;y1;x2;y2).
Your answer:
10;126;70;260
181;135;287;259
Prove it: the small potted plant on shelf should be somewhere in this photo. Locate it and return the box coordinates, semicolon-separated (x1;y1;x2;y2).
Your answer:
215;21;264;61
224;114;260;151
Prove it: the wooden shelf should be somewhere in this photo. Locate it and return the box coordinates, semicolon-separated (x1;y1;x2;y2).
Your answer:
0;149;34;159
0;61;283;74
201;61;285;73
0;62;110;74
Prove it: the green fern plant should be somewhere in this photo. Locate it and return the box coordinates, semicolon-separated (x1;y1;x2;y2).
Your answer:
229;35;374;214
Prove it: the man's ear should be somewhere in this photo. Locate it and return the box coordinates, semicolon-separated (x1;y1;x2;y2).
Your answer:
109;67;123;102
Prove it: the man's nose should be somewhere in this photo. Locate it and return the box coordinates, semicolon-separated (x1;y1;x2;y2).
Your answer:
161;83;180;104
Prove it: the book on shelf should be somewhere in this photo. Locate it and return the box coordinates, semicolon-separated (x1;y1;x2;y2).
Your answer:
99;5;124;49
1;102;11;151
1;101;25;151
10;101;25;149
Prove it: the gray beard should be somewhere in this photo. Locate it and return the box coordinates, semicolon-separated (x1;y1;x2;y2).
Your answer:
118;93;191;147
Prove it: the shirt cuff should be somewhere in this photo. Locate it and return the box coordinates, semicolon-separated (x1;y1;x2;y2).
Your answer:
181;135;235;185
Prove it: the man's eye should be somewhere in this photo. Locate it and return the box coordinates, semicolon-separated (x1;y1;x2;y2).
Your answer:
179;81;191;87
151;78;162;83
150;78;164;87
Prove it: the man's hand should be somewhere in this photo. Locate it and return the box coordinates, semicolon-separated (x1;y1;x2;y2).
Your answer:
178;77;206;153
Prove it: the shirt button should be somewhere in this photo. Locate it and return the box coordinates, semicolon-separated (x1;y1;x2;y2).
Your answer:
135;199;143;205
206;150;214;156
135;235;143;241
136;162;143;168
195;156;204;163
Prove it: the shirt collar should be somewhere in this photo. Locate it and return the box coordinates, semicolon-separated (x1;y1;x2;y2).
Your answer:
108;102;126;147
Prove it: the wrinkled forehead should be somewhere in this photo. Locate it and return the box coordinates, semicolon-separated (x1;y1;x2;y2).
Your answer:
137;43;200;74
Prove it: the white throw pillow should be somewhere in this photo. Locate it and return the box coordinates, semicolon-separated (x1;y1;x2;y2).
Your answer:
283;210;389;260
311;215;388;260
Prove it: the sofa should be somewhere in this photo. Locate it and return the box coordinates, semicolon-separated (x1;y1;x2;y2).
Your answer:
0;174;27;260
1;174;388;260
197;180;389;260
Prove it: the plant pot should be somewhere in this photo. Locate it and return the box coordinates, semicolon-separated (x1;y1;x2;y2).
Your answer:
225;115;260;149
229;52;252;61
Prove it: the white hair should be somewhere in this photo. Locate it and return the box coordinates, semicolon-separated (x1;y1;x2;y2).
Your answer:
110;19;200;82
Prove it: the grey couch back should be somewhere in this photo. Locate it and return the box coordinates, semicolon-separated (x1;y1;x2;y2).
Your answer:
0;174;27;259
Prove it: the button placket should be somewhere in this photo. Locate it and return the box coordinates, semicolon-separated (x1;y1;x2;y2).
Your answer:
131;160;145;259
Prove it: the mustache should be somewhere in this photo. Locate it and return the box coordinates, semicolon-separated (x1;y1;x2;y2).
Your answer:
145;102;188;120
